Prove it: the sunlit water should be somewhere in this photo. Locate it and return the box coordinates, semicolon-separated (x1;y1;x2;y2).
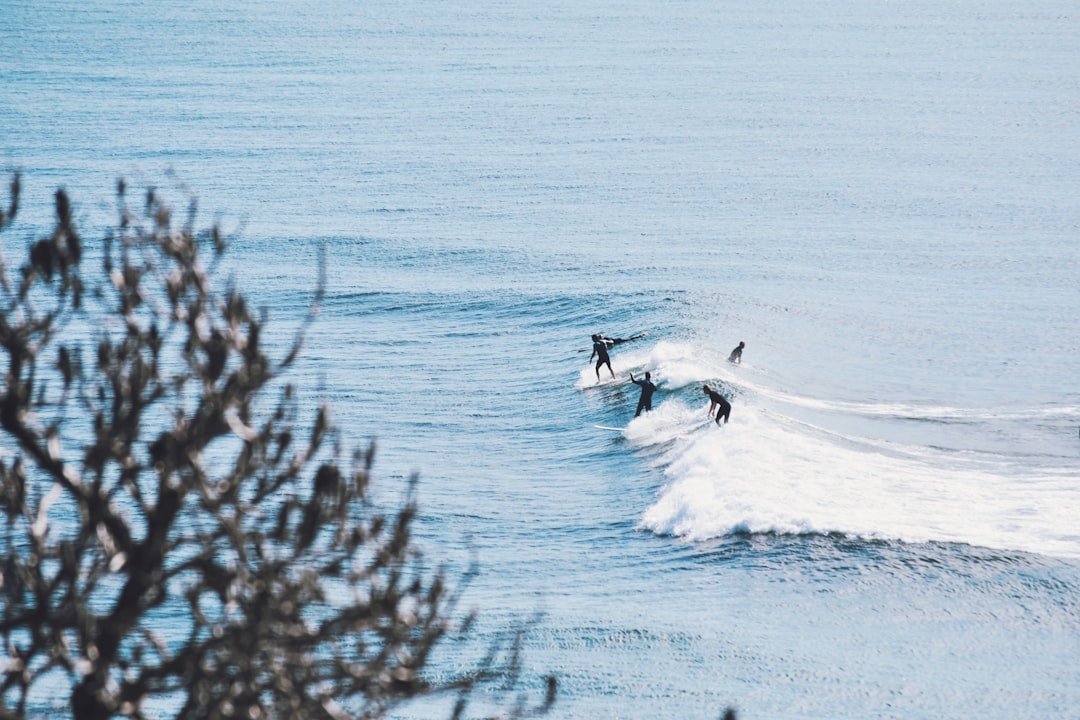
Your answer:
3;0;1080;717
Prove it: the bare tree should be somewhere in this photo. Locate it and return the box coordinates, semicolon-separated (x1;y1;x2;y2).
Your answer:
0;174;556;720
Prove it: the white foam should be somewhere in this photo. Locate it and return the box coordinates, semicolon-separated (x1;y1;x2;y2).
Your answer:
578;338;1080;559
636;403;1080;559
583;341;1080;561
575;339;684;389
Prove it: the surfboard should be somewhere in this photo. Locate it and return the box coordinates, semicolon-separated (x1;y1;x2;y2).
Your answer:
593;425;624;432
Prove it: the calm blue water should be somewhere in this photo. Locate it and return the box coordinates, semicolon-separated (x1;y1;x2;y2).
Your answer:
3;0;1080;717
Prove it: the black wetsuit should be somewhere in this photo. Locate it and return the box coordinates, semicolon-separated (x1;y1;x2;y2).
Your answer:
592;339;613;376
728;345;743;364
591;336;630;377
632;376;657;417
706;388;731;424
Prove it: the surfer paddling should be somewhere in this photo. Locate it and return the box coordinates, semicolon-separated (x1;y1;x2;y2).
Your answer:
703;384;731;425
629;371;657;417
588;332;645;382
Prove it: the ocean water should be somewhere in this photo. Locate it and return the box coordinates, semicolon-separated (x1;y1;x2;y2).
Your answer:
3;0;1080;718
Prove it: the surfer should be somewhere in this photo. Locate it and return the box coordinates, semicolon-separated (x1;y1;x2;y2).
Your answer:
589;334;632;381
703;384;731;425
629;371;657;417
587;332;647;381
589;334;617;380
728;341;745;364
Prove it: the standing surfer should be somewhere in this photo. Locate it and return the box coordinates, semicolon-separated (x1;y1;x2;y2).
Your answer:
589;333;644;381
703;384;731;425
630;371;657;417
590;334;617;381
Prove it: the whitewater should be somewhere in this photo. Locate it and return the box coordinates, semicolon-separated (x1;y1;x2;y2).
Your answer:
580;340;1079;558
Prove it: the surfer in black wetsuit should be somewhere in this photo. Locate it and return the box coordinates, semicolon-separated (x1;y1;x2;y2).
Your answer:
728;341;745;364
590;334;629;381
590;334;616;381
630;371;657;417
703;384;731;425
588;332;647;381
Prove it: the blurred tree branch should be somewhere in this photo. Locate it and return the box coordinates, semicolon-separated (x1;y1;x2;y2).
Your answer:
0;173;556;720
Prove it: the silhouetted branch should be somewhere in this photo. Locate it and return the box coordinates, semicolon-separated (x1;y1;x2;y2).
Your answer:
0;176;555;720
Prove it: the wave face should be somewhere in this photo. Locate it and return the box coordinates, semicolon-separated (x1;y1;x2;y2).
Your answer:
618;343;1080;559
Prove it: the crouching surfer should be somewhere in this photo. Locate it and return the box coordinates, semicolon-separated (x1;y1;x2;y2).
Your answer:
703;384;731;425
